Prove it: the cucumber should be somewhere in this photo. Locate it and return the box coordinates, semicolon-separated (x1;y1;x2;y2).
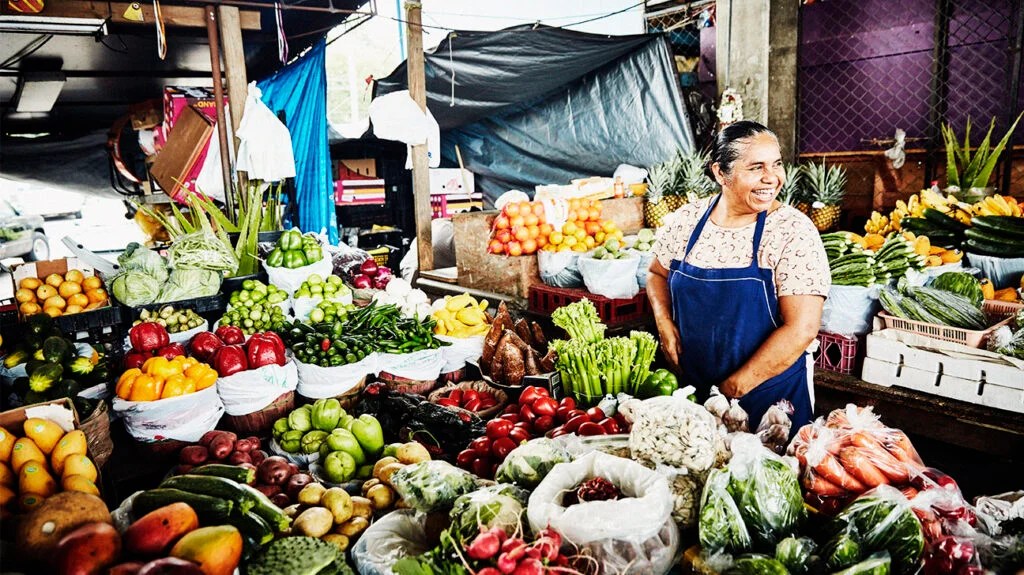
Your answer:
972;215;1024;235
879;289;908;319
161;475;256;514
191;464;256;485
964;226;1021;245
229;511;275;547
923;208;969;232
133;488;233;522
964;239;1024;258
236;483;291;532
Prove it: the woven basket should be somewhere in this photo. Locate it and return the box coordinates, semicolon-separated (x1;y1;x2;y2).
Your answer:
428;381;508;420
226;391;296;436
79;400;113;469
297;376;367;411
377;371;437;396
441;368;467;384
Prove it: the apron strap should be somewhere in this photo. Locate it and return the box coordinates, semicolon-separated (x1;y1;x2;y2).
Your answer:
749;208;768;267
683;195;721;259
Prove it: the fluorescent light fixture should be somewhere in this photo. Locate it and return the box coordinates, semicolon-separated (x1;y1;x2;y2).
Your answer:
0;15;107;36
14;71;66;113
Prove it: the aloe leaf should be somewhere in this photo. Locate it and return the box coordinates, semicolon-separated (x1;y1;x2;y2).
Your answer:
962;118;994;188
973;111;1023;189
943;123;960;188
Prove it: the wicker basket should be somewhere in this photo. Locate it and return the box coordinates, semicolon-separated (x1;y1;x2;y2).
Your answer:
377;372;437;396
226;391;296;436
427;381;509;420
79;400;113;469
297;377;367;411
441;368;467;384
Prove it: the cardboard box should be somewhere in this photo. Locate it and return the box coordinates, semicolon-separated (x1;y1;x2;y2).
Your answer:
150;106;214;199
0;398;80;433
157;86;221;145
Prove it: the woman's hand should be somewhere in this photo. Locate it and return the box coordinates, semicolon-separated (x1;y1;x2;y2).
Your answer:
647;259;681;370
656;316;683;371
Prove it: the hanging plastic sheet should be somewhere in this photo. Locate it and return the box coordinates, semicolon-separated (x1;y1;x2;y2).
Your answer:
257;40;338;243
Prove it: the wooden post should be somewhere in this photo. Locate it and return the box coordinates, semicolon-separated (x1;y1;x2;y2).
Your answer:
218;5;248;192
205;5;235;218
406;1;433;273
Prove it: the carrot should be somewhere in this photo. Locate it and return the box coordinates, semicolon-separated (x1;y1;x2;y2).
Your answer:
884;431;923;464
899;486;919;501
848;432;909;483
838;447;890;488
802;468;847;497
813;452;867;492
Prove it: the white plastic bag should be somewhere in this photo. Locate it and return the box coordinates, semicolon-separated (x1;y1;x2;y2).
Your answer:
291;294;353;322
216;360;298;416
269;436;319;467
578;254;641;299
537;249;584;288
236;82;296;182
614;164;649;185
123;321;209;350
377;348;445;381
265;252;334;295
112;385;224;442
351;509;434;575
369;90;432;145
821;285;882;336
965;252;1024;289
436;335;485;374
527;451;679;575
633;250;656;288
295;354;378;399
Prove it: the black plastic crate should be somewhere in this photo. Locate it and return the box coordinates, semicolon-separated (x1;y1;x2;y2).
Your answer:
54;305;123;337
121;293;227;329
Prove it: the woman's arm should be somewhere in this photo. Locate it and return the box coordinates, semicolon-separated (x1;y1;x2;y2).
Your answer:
720;294;823;398
647;259;682;370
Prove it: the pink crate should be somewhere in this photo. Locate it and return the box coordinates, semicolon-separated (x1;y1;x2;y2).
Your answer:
879;300;1022;349
815;331;863;375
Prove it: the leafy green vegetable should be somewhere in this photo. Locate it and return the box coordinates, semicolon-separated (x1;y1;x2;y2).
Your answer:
832;551;892;575
449;484;527;543
390;461;478;513
392;530;471;575
118;243;169;284
110;271;162;306
930;272;984;308
167;230;239;272
823;532;863;571
725;554;790;575
831;489;924;575
156;268;222;303
699;468;752;553
727;436;806;551
775;536;818;575
494;438;570;490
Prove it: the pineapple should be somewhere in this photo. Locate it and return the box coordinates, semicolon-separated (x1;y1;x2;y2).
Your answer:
645;156;678;227
679;151;718;203
777;163;807;213
802;158;847;231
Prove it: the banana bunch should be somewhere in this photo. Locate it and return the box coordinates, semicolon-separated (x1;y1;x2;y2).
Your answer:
972;194;1022;217
432;293;492;337
865;211;898;235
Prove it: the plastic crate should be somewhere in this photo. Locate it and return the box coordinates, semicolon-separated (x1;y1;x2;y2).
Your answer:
814;331;863;375
878;300;1022;348
121;293;227;329
528;284;649;326
366;245;399;269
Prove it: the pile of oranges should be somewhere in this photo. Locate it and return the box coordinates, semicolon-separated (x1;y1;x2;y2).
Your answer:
487;198;624;256
15;271;109;318
115;355;218;402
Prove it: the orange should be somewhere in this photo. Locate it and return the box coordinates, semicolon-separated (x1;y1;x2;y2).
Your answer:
19;302;42;316
44;273;63;288
42;307;63;318
15;288;35;304
82;276;102;291
19;277;41;291
64;305;83;315
85;301;106;311
43;295;66;310
86;288;108;304
58;281;82;299
35;284;57;300
64;269;85;284
67;293;89;308
548;231;563;245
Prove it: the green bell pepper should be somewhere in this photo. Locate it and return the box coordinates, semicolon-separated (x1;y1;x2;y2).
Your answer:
311;398;343;431
350;414;384;456
639;369;678;398
280;229;302;251
303;245;322;265
326;428;366;465
323;450;357;483
283;250;308;269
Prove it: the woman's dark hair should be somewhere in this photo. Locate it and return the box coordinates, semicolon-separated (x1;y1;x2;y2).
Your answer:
707;120;777;177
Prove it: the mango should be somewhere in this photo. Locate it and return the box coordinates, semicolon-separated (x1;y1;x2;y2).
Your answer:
0;428;14;463
169;525;242;575
19;492;45;512
11;437;46;473
56;522;121;575
23;418;64;454
0;484;14;508
63;474;101;496
124;502;200;557
0;461;14;488
62;454;98;482
20;461;57;497
51;430;88;475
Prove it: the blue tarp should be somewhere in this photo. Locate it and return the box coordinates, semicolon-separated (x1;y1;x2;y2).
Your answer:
258;40;339;243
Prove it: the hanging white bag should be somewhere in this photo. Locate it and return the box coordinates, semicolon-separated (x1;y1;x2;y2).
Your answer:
377;348;445;381
578;254;641;299
112;385;224;443
296;354;379;399
436;335;485;374
235;82;296;182
217;360;299;416
265;252;334;295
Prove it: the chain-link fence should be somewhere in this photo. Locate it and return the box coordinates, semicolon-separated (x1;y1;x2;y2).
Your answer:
798;0;1023;193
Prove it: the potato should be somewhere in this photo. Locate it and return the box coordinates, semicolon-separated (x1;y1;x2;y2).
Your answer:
360;478;381;497
282;504;304;519
17;492;112;565
297;483;326;506
396;442;431;465
366;484;395;510
377;462;405;487
349;496;373;520
292;507;333;538
372;457;399;480
322;534;350;552
335;516;369;538
320;488;353;525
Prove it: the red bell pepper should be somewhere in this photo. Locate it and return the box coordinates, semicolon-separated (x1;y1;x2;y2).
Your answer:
189;332;224;362
157;343;187;360
124;350;151;370
258;331;286;357
212;344;248;377
215;325;245;345
129;322;170;353
247;334;286;368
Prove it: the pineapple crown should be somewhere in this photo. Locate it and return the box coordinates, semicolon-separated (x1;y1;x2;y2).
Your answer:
801;158;847;205
776;163;805;205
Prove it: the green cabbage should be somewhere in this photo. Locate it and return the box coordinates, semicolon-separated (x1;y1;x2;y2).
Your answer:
110;271;161;306
823;532;863;571
775;536;818;574
699;468;752;553
449;484;527;542
156;268;222;303
725;554;790;575
494;438;570;490
390;461;477;513
118;242;168;284
930;272;984;308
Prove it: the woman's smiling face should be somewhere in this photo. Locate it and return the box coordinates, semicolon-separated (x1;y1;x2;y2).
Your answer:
712;132;785;215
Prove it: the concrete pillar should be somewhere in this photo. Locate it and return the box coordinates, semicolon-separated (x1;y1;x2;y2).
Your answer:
716;0;800;161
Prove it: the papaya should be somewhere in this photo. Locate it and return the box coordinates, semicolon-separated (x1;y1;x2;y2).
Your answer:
169;525;243;575
0;427;14;463
123;502;200;557
0;461;14;488
62;454;98;482
980;278;995;300
11;437;46;473
19;461;57;497
63;474;101;496
16;491;112;564
51;430;88;476
23;418;64;454
56;522;122;575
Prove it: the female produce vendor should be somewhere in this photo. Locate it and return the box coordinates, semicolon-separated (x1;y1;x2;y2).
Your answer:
647;121;830;430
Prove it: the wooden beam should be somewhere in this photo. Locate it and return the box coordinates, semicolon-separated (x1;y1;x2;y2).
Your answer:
406;1;433;273
218;4;248;167
10;1;262;30
206;5;235;216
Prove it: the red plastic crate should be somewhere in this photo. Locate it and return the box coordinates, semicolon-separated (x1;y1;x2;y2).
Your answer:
528;284;649;326
814;331;864;375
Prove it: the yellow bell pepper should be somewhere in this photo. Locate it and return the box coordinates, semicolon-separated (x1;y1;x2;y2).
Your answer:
161;374;189;399
128;374;161;402
116;368;142;400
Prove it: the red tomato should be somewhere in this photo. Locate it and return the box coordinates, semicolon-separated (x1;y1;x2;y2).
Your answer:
513;421;533;434
491;437;517;460
486;419;513;440
519;404;537;423
464;398;482;412
531;397;558;417
533;415;556;433
599;418;620;434
519;386;548;405
478;398;497;410
565;409;585;421
549;428;569;438
578;422;604;436
558;397;576;411
586;407;606;422
508;427;531;444
555;406;573;423
502;404;519;415
470;437;492;457
463;389;480;404
448;389;463;403
472;456;493;478
436;398;459;408
456;449;477;467
563;415;589;433
499;413;520;424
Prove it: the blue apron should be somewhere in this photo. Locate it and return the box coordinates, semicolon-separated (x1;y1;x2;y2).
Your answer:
668;195;814;431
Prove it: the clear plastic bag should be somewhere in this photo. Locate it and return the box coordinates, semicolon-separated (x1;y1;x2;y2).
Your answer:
629;395;719;475
726;434;806;551
578;253;641;299
527;451;679;575
830;485;926;575
448;484;528;542
390;460;478;513
821;285;883;336
351;509;434;575
494;437;570;490
699;467;752;553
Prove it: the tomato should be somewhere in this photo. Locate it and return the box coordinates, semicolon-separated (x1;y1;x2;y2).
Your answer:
563;415;589;433
565;409;585;421
508;427;531;444
586;407;606;422
578;422;604;436
555;406;573;422
533;415;556;433
472;456;493;478
464;398;482;412
491;437;517;460
518;386;548;405
549;428;569;438
456;449;477;467
599;418;620;434
470;437;492;457
436;398;459;408
513;421;533;434
486;419;513;440
502;404;519;415
558;397;576;411
519;404;537;423
463;389;480;404
448;389;463;403
531;397;558;417
499;413;520;424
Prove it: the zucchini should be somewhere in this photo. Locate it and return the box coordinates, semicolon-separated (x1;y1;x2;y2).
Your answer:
879;289;908;319
229;511;275;547
133;488;234;522
972;215;1024;235
899;296;945;324
161;475;256;514
236;483;291;532
191;464;256;485
923;208;969;232
964;226;1024;245
963;238;1024;258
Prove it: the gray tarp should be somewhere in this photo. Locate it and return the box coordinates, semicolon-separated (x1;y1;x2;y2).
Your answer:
374;25;694;204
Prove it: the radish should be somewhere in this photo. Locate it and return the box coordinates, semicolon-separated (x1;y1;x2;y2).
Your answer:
513;558;544;575
501;538;525;552
478;569;502;575
467;531;501;560
353;275;372;289
532;537;560;561
497;552;518;574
